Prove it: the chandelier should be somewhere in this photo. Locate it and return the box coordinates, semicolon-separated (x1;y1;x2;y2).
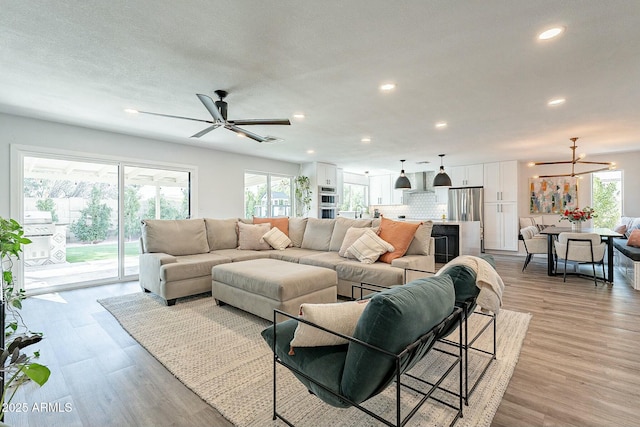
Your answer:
528;137;616;178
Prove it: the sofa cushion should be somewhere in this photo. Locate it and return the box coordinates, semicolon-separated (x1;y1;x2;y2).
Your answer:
160;253;231;282
336;260;404;287
329;217;372;252
614;239;640;261
341;275;455;404
299;251;346;270
345;229;394;264
237;222;272;250
406;220;433;255
261;227;292;250
290;300;370;348
253;216;289;236
204;218;239;250
212;248;272;262
377;217;419;263
301;218;336;251
288;217;308;248
268;247;321;263
141;219;210;256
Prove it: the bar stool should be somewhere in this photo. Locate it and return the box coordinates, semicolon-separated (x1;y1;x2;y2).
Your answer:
434;235;450;263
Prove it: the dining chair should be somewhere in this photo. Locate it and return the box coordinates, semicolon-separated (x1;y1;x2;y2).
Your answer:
554;232;606;286
519;225;548;271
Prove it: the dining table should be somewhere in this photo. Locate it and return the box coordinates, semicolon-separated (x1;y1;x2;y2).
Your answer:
539;226;623;283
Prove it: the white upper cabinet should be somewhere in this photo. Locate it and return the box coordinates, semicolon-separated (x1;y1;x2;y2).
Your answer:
449;164;484;187
301;162;338;188
483;161;518;202
369;174;405;205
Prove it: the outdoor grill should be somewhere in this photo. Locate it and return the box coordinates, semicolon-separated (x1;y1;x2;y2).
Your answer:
23;211;55;261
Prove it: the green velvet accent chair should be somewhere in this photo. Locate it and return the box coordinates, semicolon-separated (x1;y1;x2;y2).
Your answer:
261;274;464;427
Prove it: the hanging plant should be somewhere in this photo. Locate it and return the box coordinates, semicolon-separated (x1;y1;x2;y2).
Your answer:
294;176;312;217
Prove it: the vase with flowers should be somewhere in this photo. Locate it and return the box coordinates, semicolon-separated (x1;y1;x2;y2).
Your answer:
559;206;596;231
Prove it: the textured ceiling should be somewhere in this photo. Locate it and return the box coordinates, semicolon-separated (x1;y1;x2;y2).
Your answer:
1;1;639;175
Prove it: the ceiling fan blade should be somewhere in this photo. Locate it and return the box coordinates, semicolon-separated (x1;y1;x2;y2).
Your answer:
138;111;214;124
196;94;224;122
191;124;221;138
225;124;267;142
227;118;291;126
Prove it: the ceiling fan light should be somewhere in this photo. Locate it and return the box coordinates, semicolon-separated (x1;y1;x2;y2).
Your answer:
433;154;452;187
394;160;411;189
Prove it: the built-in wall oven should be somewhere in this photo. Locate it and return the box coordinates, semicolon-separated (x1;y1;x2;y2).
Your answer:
318;186;337;219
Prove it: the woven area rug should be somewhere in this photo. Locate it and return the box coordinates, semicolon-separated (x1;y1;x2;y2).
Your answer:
99;293;531;427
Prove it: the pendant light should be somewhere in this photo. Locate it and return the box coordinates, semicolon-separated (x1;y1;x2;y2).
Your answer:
433;154;452;187
394;160;411;189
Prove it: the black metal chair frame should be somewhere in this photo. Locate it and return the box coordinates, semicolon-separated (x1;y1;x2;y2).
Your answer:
352;271;497;406
271;307;464;427
555;237;606;286
519;232;555;272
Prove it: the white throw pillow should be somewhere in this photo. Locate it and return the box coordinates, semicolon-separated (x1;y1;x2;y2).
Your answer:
260;227;292;250
289;300;370;349
345;229;394;264
237;222;272;250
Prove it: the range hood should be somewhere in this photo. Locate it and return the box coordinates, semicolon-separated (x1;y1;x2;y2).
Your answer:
405;171;435;193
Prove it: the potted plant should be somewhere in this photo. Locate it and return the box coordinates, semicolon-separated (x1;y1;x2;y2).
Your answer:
294;176;312;217
0;217;50;421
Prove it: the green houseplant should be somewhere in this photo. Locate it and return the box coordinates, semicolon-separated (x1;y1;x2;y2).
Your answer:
294;176;312;217
0;217;50;420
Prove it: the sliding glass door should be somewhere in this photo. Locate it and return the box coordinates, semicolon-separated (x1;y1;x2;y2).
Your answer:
21;155;191;294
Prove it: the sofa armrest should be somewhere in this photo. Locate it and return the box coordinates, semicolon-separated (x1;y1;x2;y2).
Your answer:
139;252;177;292
391;254;435;279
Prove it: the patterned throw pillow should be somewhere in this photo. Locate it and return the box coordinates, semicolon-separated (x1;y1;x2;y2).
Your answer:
345;229;395;264
260;227;292;250
339;227;373;258
289;300;370;349
627;229;640;248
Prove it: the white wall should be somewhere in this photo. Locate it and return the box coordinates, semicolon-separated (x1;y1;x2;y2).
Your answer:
0;113;300;219
518;150;640;223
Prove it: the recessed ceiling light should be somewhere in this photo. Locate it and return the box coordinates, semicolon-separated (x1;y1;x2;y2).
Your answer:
361;137;371;143
435;122;447;129
293;113;305;119
237;133;246;138
124;108;139;114
307;149;315;154
538;27;564;40
380;83;396;91
548;98;566;106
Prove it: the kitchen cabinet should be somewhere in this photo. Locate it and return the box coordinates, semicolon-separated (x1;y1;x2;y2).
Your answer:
301;162;338;188
483;161;518;202
431;221;481;263
449;164;484;187
369;174;404;205
484;202;518;251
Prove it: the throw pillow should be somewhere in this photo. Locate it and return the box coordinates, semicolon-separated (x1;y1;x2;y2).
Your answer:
377;217;420;263
406;220;434;255
237;222;272;250
338;227;373;258
289;300;370;350
253;216;289;236
614;224;627;235
261;227;292;250
627;229;640;248
345;229;394;264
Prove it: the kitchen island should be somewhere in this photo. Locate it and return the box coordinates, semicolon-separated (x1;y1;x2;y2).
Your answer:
402;219;482;263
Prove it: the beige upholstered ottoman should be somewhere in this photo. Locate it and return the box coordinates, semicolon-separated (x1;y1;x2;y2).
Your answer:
212;258;338;321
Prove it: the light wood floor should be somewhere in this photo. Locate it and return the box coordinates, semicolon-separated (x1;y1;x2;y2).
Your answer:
8;254;640;426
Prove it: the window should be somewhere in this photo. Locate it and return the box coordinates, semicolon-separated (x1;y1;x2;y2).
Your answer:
340;172;369;216
244;172;292;218
18;151;193;294
592;170;622;229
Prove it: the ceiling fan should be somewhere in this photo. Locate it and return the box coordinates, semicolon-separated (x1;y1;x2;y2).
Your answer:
133;90;291;142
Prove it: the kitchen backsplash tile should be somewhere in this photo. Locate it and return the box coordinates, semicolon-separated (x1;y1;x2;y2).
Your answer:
371;192;447;220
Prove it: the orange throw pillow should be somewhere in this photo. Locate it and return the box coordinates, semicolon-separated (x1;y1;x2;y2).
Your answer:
377;217;420;263
627;229;640;248
253;217;289;236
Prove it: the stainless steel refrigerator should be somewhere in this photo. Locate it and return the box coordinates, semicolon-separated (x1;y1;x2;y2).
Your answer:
448;186;484;250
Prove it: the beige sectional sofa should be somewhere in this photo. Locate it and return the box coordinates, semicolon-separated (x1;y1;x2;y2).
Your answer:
139;217;435;305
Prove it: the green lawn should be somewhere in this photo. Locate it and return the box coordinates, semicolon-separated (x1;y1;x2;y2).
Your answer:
66;241;140;263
